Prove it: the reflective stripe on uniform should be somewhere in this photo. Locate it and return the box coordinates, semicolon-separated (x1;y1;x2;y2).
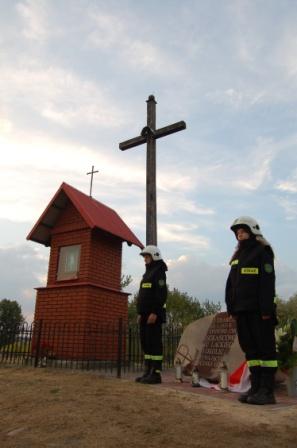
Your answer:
150;355;163;361
144;354;163;361
241;267;259;275
261;360;278;368
247;360;262;367
142;283;152;288
247;359;278;368
230;259;239;266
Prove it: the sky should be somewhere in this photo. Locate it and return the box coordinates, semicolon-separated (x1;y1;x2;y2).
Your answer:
1;0;297;322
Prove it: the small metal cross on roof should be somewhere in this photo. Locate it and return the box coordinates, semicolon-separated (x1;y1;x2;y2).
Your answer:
119;95;186;246
86;165;99;197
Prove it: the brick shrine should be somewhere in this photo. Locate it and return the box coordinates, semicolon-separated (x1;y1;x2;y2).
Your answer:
27;182;143;360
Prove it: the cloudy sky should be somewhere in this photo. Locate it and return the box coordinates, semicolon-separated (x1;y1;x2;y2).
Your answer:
1;0;297;322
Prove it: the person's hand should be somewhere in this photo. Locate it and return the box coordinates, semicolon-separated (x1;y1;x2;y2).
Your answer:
262;315;271;320
147;313;157;324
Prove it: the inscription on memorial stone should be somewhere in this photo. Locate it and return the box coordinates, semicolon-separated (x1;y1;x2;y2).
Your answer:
197;312;236;376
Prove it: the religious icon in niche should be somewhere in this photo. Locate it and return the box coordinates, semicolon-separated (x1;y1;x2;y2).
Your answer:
57;244;81;281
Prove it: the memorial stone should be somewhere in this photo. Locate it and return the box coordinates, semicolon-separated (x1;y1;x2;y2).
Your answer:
175;312;245;381
197;312;237;378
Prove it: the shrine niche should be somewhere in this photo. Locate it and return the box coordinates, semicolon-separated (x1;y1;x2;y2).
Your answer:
27;182;143;360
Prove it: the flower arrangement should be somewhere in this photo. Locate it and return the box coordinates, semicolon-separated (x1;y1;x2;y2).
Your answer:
276;319;297;371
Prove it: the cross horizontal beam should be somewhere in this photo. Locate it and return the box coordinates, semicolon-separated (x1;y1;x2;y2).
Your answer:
119;120;186;151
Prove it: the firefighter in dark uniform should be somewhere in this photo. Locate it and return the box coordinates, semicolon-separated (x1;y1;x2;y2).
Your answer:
135;245;167;384
225;216;278;405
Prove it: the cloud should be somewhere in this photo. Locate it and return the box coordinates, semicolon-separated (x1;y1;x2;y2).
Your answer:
0;117;13;133
166;254;228;303
0;130;147;222
158;194;215;217
274;24;297;78
273;152;297;221
87;12;124;50
275;260;297;299
275;197;297;221
158;173;196;193
206;88;266;109
276;181;297;193
276;169;297;193
159;224;209;249
1;63;127;129
87;9;182;76
182;137;277;193
16;0;50;41
231;146;272;190
0;244;48;322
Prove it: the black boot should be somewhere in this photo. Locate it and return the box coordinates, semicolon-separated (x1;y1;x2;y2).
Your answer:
247;369;276;405
135;361;151;383
238;366;261;403
139;368;162;384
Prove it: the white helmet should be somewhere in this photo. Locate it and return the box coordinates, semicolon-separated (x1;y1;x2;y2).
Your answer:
230;216;262;236
140;245;162;261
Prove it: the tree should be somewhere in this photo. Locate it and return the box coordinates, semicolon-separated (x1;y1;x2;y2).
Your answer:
201;299;222;317
276;293;297;326
166;288;221;326
120;274;133;289
127;287;221;326
128;297;138;323
0;299;24;332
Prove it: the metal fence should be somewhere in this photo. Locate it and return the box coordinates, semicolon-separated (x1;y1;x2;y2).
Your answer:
0;320;182;377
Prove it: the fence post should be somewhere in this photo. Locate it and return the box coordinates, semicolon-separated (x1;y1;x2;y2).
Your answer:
128;326;132;367
34;320;43;368
117;318;123;378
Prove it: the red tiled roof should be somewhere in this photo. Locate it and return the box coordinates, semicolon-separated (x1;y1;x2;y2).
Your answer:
27;182;143;248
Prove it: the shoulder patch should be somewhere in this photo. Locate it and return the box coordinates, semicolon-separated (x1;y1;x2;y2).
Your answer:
158;279;165;287
264;263;273;273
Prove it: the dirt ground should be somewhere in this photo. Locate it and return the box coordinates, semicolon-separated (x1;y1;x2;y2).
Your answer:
1;366;297;448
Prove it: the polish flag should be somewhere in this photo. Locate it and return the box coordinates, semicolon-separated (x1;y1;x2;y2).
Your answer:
228;362;250;393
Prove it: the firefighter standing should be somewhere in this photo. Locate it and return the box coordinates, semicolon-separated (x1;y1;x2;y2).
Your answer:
225;216;278;405
135;245;168;384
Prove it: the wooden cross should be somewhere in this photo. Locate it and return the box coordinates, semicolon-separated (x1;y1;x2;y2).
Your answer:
119;95;186;245
86;165;99;197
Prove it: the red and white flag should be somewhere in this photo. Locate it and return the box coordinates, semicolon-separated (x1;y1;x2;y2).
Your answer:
228;362;250;393
197;362;250;393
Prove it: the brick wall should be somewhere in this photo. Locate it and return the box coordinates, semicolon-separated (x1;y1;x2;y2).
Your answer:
34;284;128;360
46;202;122;290
88;229;122;289
35;284;128;323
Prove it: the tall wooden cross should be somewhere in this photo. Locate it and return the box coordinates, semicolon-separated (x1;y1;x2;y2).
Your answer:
86;165;99;197
119;95;186;246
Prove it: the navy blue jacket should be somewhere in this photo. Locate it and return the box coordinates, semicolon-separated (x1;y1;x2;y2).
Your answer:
225;239;275;316
137;260;167;321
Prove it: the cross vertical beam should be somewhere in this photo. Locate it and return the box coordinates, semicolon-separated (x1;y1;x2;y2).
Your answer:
146;95;157;246
119;95;186;246
86;165;99;197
